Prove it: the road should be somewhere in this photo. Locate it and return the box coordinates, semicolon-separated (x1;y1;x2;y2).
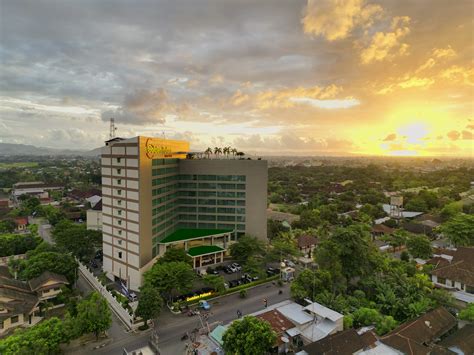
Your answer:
66;281;290;355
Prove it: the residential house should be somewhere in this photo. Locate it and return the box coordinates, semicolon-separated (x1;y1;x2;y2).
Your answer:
297;235;318;259
370;224;394;239
0;266;68;336
430;247;474;304
438;324;474;355
298;329;384;355
380;307;457;354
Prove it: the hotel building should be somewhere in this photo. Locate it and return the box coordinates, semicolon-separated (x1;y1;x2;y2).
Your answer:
101;136;267;290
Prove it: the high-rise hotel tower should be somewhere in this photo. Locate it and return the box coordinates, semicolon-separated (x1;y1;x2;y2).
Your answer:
101;136;267;290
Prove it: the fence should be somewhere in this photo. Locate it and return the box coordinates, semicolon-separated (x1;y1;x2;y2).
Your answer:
77;261;143;331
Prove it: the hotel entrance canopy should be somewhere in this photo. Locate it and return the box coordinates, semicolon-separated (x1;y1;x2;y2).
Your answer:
159;228;233;244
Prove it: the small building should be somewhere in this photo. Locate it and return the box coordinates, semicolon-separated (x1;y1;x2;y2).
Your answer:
13;217;28;233
297;235;318;259
438;324;474;355
28;271;68;301
430;247;474;304
12;182;63;199
370;224;394;239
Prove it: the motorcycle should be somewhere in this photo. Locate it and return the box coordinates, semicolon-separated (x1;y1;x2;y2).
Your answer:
181;333;189;341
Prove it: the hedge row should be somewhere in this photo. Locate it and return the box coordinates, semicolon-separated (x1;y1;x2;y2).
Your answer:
186;275;280;306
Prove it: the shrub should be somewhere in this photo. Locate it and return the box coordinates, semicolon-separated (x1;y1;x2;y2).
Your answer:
240;289;247;298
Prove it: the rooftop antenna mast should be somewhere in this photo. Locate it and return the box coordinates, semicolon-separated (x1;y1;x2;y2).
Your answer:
109;118;117;139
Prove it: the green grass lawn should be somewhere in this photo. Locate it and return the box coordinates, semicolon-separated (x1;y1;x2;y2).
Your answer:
0;162;39;169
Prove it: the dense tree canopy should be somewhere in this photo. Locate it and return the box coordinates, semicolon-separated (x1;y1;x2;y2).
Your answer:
143;261;195;302
156;247;192;266
0;233;42;257
20;251;78;284
222;316;277;355
52;220;102;261
229;235;266;264
0;317;68;355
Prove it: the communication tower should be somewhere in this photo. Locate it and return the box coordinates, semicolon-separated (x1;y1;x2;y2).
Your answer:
109;118;117;139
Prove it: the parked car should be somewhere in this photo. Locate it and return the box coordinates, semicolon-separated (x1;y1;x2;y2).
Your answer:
228;265;238;273
266;267;280;276
231;263;242;271
283;259;296;267
199;300;211;310
224;266;234;274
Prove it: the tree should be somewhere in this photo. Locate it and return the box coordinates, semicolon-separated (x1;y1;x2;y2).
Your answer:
0;220;16;233
400;250;410;262
229;235;266;264
353;308;381;327
439;214;474;247
0;234;42;257
0;317;67;354
143;261;195;302
406;234;432;259
52;220;101;261
376;316;398;335
76;292;112;340
203;274;226;293
222;316;277;355
290;268;332;300
440;202;462;220
382;230;408;252
242;256;266;278
459;303;474;322
20;251;78;284
135;285;164;328
266;237;300;262
156;247;192;266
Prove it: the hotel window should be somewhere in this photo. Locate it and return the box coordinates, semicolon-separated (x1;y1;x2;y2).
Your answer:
118;240;122;245
118;251;122;259
118;210;122;216
118;220;122;226
117;179;122;185
118;200;122;205
11;316;19;324
117;189;122;195
117;157;121;163
118;230;122;235
117;168;121;174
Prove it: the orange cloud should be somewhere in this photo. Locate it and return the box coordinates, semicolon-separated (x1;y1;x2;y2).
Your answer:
302;0;383;41
360;16;411;64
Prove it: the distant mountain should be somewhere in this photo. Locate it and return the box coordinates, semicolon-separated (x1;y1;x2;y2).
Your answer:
0;143;101;157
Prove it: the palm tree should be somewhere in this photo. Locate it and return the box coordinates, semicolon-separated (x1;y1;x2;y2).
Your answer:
205;147;212;159
223;146;230;159
231;148;238;159
236;151;245;159
214;147;222;158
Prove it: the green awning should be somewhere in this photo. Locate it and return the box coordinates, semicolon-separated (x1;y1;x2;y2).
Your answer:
159;228;233;244
187;245;225;257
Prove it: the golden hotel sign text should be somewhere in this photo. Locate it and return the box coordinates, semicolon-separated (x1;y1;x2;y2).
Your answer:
145;138;173;159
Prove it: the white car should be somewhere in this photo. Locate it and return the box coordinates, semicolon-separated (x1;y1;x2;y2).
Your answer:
231;263;242;271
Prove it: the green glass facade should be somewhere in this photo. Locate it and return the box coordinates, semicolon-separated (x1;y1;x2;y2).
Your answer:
150;158;247;257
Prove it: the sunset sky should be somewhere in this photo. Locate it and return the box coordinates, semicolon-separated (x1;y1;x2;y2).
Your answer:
1;0;473;156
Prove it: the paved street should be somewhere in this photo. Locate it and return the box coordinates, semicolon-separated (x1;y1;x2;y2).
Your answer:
66;281;290;355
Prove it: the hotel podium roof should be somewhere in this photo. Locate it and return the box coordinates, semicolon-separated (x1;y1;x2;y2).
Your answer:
187;245;225;257
160;228;233;244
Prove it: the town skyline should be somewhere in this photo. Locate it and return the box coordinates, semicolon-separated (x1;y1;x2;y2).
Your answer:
1;0;473;157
